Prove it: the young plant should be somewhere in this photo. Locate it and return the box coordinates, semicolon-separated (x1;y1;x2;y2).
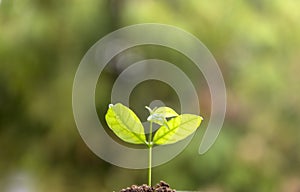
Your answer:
105;103;203;186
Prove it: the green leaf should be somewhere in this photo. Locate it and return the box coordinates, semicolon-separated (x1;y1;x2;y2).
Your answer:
147;106;178;125
153;114;203;145
105;103;147;144
152;107;179;118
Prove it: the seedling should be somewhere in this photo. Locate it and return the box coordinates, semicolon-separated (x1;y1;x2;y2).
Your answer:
105;103;203;186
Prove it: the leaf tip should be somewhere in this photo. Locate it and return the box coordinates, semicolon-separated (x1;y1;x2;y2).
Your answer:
108;104;114;108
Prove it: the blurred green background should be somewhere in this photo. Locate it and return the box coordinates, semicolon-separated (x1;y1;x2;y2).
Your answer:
1;0;300;191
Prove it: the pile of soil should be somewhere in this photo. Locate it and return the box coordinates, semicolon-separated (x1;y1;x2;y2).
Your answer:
120;181;176;192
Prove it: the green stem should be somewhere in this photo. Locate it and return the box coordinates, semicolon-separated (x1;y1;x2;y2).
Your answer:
148;121;153;186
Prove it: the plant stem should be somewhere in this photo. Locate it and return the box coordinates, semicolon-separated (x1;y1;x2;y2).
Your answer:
148;121;153;186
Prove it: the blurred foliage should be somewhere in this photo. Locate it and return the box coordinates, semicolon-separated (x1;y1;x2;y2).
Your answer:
1;0;300;192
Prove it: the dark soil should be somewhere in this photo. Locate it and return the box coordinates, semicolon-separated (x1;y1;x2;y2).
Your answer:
119;181;176;192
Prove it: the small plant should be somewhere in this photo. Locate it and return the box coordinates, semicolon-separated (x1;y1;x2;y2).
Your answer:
105;103;203;187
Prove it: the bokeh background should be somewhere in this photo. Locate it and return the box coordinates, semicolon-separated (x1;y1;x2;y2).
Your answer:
1;0;300;191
